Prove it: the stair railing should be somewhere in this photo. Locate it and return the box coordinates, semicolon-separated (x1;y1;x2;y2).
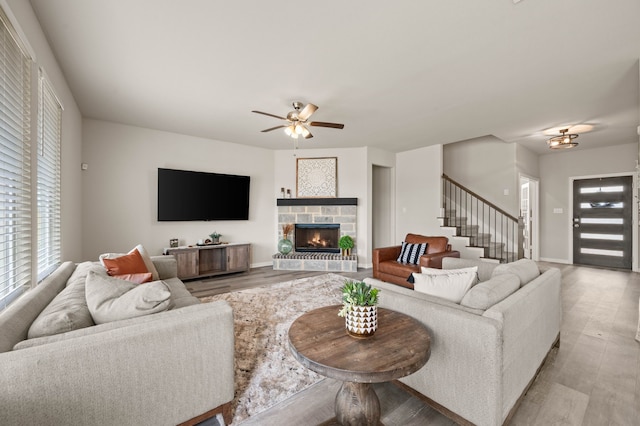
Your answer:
442;174;524;262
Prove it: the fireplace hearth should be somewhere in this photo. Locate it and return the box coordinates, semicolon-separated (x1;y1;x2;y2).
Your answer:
295;224;340;253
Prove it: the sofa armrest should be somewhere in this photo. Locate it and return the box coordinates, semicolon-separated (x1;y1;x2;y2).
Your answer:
483;268;562;419
373;245;402;263
151;255;178;280
365;277;504;426
419;250;460;269
372;245;402;279
0;301;234;426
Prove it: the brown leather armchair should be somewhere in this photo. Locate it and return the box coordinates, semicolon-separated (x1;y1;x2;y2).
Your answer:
372;234;460;289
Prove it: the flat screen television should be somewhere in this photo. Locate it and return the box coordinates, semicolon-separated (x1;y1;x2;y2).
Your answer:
157;168;250;221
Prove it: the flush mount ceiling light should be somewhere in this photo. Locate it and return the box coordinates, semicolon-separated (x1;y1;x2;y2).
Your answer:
547;128;579;149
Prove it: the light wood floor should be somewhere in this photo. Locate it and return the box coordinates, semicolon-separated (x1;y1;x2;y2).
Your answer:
187;263;640;425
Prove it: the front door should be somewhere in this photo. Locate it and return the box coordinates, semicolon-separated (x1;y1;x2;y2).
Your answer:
572;176;633;270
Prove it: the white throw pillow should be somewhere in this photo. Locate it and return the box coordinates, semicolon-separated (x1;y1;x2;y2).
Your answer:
412;266;478;303
85;271;172;324
99;244;160;281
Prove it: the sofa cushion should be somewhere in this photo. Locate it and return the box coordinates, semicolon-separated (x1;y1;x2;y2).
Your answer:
162;277;201;309
442;257;497;282
397;242;428;264
460;273;520;310
412;266;478;303
0;261;76;352
27;263;100;339
85;271;172;324
100;244;160;281
492;258;540;287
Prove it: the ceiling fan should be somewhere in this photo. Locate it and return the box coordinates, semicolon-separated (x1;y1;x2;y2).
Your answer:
252;102;344;139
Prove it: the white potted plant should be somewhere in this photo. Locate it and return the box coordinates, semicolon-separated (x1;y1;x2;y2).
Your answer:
338;280;380;338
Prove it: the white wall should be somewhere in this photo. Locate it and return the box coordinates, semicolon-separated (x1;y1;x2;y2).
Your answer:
538;142;638;265
443;136;519;216
516;144;540;179
5;0;84;263
396;144;443;239
81;119;275;266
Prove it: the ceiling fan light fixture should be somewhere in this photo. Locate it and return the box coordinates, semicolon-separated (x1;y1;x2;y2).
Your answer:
299;126;311;139
547;128;578;149
284;125;297;138
294;124;305;135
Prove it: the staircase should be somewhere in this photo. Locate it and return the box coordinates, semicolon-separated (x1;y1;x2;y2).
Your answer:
440;174;524;263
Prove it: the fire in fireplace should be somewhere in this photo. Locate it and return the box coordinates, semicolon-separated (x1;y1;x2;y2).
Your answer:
294;224;340;253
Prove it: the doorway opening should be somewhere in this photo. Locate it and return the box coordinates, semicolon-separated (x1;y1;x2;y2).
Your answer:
519;175;539;261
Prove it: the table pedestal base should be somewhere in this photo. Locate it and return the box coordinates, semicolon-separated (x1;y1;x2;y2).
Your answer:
334;381;382;426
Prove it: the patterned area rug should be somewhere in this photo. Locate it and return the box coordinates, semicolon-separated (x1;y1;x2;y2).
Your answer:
199;273;348;425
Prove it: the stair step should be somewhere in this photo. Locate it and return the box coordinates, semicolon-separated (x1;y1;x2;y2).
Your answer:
468;233;491;246
486;242;505;258
446;216;467;226
456;224;479;236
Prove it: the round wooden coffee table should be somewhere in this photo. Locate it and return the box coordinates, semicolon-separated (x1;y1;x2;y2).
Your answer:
288;305;431;425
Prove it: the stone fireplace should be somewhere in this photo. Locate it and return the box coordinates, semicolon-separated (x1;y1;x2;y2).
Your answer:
294;224;340;253
274;198;357;272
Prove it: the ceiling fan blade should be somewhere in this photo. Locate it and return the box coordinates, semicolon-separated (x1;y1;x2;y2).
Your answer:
252;110;287;120
309;121;344;129
261;125;286;132
297;103;318;121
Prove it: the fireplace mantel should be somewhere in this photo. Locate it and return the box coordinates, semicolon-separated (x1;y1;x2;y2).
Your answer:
277;198;357;206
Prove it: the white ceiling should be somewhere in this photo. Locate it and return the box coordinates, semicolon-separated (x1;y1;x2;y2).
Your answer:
30;0;640;154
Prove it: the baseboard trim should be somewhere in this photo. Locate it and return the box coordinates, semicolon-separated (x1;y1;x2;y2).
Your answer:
539;257;569;264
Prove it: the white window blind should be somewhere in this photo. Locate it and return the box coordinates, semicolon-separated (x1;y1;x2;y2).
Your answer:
0;8;32;309
37;72;61;279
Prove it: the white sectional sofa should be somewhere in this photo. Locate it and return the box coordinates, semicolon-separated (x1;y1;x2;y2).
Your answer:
0;256;234;426
365;257;562;426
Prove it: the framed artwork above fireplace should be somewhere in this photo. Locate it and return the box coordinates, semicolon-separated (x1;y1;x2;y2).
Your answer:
296;157;337;198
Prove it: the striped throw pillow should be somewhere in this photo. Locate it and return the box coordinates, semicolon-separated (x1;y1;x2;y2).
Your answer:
397;242;428;264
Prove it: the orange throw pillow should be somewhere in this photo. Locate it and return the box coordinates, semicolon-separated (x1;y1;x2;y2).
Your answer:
112;273;153;284
102;248;149;277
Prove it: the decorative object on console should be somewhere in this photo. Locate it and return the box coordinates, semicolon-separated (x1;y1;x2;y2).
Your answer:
338;235;354;256
169;238;179;248
338;280;380;338
278;223;294;255
209;231;222;244
296;157;337;198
